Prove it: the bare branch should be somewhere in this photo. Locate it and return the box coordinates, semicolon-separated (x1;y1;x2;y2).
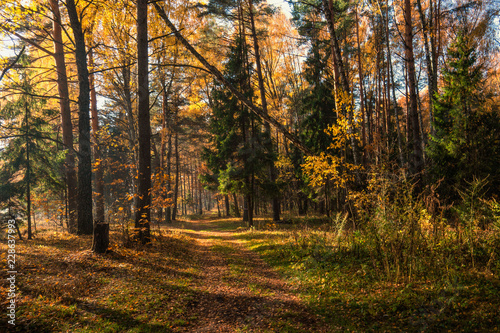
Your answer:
0;46;26;83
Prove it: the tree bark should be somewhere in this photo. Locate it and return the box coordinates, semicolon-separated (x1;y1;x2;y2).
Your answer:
172;132;179;220
89;48;105;224
323;0;350;94
232;192;240;217
89;48;109;251
382;0;404;166
49;0;77;233
247;0;280;221
25;101;32;240
92;222;109;253
197;163;203;215
66;0;93;235
355;6;366;164
322;0;359;168
416;0;435;134
159;75;170;223
135;0;151;243
404;0;424;180
224;194;230;217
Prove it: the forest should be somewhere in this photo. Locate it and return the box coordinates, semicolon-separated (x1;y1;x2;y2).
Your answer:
1;0;499;331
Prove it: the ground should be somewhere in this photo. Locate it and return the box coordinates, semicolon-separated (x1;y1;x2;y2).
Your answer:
2;216;499;332
0;217;329;332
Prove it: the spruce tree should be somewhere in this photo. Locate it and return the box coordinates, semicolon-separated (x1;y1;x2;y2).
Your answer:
202;35;271;225
427;32;500;198
0;74;65;234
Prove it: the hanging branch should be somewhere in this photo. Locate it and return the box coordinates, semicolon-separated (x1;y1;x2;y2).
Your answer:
0;46;26;83
152;2;312;156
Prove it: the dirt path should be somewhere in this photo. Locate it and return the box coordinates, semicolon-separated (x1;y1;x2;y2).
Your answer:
168;219;328;332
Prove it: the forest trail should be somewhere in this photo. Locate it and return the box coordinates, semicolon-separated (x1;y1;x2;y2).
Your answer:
166;218;329;332
5;218;335;332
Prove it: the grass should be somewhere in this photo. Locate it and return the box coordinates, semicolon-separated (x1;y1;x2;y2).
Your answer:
1;226;202;332
2;215;499;332
236;221;500;332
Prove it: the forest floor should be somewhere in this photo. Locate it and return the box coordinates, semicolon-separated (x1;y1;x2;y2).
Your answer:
1;215;499;332
1;216;330;332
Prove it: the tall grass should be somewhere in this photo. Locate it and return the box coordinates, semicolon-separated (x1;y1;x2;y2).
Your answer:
242;171;500;330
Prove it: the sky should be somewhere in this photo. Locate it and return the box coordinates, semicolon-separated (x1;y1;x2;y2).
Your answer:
268;0;292;18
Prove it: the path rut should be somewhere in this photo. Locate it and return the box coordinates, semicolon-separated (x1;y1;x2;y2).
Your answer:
169;219;328;332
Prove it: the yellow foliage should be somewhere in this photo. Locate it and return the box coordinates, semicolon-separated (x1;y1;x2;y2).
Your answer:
301;90;362;189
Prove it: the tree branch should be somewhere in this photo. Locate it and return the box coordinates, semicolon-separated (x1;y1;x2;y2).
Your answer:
153;1;312;155
0;46;26;83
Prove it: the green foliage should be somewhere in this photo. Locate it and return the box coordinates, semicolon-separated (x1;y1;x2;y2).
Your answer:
297;39;337;154
427;32;500;200
0;74;64;206
242;197;500;330
201;35;272;198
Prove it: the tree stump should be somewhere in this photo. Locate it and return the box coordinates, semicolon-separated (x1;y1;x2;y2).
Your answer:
92;221;109;253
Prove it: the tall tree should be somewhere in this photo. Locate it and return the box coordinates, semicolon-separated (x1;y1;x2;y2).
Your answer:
247;0;280;221
49;0;78;233
89;46;109;253
135;0;151;243
0;69;64;234
153;1;312;155
427;32;500;198
404;0;424;181
65;0;93;234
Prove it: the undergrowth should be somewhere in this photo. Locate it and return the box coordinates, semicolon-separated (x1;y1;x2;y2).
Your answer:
239;175;500;332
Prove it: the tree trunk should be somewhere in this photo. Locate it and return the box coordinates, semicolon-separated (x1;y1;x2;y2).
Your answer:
92;222;109;253
224;194;230;217
217;195;221;217
355;6;367;165
198;171;203;215
49;0;77;233
247;0;280;221
134;0;151;243
232;193;240;217
404;0;424;180
181;164;186;216
172;132;180;220
323;0;349;94
89;48;109;250
66;0;93;235
160;76;170;223
25;102;32;240
416;0;433;133
166;132;172;222
384;0;404;166
322;0;359;167
89;49;105;224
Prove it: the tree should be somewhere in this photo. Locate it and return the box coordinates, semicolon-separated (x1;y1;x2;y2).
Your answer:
65;0;93;234
135;0;151;244
404;0;424;182
49;0;78;234
202;32;272;226
0;67;64;237
153;1;312;155
427;32;500;198
247;0;281;221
